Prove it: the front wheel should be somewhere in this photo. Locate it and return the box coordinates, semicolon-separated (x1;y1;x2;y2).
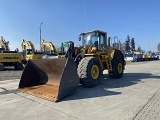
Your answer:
77;57;102;87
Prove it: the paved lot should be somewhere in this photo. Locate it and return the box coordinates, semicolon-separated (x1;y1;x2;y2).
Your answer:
133;91;160;120
0;60;160;120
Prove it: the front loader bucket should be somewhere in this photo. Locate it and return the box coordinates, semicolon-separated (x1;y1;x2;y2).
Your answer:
18;58;79;102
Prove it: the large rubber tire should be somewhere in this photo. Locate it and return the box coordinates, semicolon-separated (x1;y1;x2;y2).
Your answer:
77;57;102;87
109;58;124;79
15;63;24;70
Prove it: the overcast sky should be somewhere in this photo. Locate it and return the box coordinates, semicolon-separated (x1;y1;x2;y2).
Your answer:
0;0;160;52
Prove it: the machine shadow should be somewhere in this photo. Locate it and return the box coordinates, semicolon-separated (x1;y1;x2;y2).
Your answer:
62;85;121;102
63;72;160;102
101;72;160;88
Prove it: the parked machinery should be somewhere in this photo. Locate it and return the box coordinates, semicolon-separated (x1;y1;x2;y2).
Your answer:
133;51;143;62
21;39;43;64
142;52;153;61
124;52;134;62
151;53;159;60
0;36;23;70
41;39;57;54
41;39;59;59
19;30;126;102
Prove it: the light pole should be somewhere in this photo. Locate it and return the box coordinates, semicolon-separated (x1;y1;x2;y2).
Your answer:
40;22;43;52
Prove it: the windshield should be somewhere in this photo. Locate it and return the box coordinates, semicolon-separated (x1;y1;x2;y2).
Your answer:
82;33;98;46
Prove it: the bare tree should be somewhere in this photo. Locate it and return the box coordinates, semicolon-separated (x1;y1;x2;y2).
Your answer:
137;45;142;52
120;42;126;52
148;50;152;54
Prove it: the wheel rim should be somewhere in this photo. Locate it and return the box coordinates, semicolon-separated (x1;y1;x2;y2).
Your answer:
118;63;123;73
91;65;99;79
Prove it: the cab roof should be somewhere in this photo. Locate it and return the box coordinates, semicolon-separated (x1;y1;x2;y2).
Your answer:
80;30;107;35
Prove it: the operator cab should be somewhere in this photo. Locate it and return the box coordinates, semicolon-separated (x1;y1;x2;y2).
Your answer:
79;30;107;51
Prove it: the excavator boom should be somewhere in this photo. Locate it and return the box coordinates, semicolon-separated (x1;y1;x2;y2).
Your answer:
21;39;35;52
41;39;57;54
0;36;10;51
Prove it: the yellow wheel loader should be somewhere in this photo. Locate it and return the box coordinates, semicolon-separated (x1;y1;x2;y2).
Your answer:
19;30;126;102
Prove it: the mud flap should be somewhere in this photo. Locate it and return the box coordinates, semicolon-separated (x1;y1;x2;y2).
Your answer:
18;58;79;102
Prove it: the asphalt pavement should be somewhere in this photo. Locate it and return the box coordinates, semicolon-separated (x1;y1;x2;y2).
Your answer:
0;60;160;120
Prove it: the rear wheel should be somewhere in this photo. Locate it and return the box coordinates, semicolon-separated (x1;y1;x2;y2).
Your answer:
109;59;124;79
77;57;102;87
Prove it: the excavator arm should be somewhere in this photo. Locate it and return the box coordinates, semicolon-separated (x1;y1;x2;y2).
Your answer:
0;36;10;51
21;39;35;52
41;39;57;54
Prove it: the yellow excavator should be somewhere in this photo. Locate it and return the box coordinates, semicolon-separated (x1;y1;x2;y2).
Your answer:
0;36;23;70
19;30;126;102
21;39;43;64
41;39;57;54
41;39;59;59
